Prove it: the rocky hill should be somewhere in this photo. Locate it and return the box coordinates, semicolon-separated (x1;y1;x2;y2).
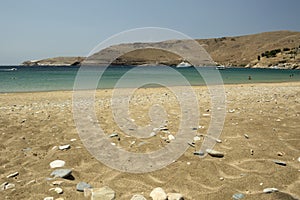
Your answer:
22;31;300;69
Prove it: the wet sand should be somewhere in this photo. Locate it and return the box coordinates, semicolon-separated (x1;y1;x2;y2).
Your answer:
0;82;299;200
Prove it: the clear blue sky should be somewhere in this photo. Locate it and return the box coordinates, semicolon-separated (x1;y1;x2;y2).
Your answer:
1;0;300;65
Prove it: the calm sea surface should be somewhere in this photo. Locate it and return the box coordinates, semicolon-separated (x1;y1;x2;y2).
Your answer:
0;66;299;93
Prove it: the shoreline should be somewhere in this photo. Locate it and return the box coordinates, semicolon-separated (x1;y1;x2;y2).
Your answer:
1;80;300;95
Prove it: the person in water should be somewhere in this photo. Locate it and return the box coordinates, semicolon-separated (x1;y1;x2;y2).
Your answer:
248;75;252;80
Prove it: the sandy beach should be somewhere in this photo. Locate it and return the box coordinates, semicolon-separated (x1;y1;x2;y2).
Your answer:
0;82;299;200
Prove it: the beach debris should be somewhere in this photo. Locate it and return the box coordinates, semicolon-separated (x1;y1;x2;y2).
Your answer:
91;186;116;200
232;193;245;199
58;144;70;150
50;160;65;168
43;197;54;200
206;149;224;158
194;151;205;156
150;187;167;200
109;133;118;138
167;193;184;200
50;169;72;178
263;188;279;193
130;194;147;200
273;160;287;166
168;134;175;141
244;134;249;139
6;171;19;178
49;187;63;194
76;181;92;192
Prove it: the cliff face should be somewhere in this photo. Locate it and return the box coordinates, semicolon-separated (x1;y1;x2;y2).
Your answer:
22;31;300;69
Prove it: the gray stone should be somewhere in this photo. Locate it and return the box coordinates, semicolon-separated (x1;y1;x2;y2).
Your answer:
91;186;115;200
130;194;147;200
58;144;70;150
5;183;15;190
7;171;19;178
263;188;279;193
150;187;167;200
232;193;245;199
0;182;8;191
50;169;72;178
50;160;65;168
167;193;184;200
76;182;92;192
206;149;224;158
193;151;205;156
273;160;287;166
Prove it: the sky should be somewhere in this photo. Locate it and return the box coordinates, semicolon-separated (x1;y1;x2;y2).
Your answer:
0;0;300;65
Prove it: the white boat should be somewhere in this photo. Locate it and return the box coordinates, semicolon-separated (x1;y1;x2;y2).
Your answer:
0;67;17;71
176;61;193;68
216;65;226;70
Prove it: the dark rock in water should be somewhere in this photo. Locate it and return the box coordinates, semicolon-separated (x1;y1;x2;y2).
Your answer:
76;181;92;192
273;160;287;166
50;169;72;178
232;193;245;199
206;149;224;158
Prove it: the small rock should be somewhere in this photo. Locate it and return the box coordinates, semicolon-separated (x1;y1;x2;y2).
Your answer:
277;152;284;156
50;160;65;168
150;187;167;200
263;188;279;193
150;132;156;137
244;134;249;139
76;182;92;192
4;183;15;190
92;186;116;200
273;160;287;166
232;193;244;199
70;138;77;142
187;142;195;148
215;139;222;143
0;182;8;191
167;193;184;200
168;134;175;141
52;181;64;186
50;169;72;178
219;177;224;181
193;136;201;141
109;133;118;138
7;172;19;178
187;162;191;165
297;157;300;162
131;194;147;200
250;149;254;155
193;151;205;156
228;109;235;113
44;197;54;200
58;144;70;150
55;187;63;194
206;149;224;158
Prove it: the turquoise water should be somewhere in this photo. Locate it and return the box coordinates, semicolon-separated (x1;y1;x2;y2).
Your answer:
0;66;299;93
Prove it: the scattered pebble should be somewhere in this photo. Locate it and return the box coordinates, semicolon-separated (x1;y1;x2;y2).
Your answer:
187;162;191;165
1;182;15;190
168;134;175;141
44;197;54;200
76;181;92;192
150;132;156;137
297;157;300;162
50;160;65;168
109;133;118;138
277;152;284;156
244;134;249;139
187;142;195;148
150;187;167;200
50;169;72;178
228;109;235;113
70;138;77;142
131;194;147;200
273;160;287;166
58;144;70;150
263;188;279;193
193;151;205;156
7;171;19;178
193;136;201;141
0;182;8;191
250;149;254;155
52;181;64;186
219;177;224;181
167;192;184;200
206;149;224;158
232;193;244;199
92;186;116;200
50;187;63;194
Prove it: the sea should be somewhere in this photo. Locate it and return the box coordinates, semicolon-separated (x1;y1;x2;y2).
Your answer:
0;65;299;93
